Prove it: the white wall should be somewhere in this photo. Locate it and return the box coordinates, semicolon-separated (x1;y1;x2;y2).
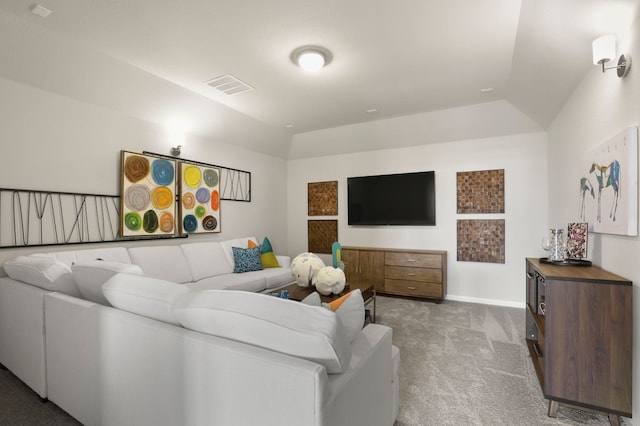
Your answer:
0;76;289;268
288;129;548;307
547;13;639;423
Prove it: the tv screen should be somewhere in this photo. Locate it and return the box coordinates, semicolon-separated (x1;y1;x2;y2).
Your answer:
347;171;435;226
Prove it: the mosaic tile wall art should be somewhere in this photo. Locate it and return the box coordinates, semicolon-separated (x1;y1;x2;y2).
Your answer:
457;219;505;263
457;169;504;214
308;181;338;216
308;220;338;254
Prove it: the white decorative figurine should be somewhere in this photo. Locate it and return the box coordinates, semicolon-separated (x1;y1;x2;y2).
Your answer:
290;252;326;287
314;266;346;296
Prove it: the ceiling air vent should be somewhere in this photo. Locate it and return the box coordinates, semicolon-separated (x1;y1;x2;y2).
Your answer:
204;74;253;96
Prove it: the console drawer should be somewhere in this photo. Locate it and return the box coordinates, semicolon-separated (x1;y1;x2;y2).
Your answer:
384;279;442;298
385;265;442;282
385;252;441;268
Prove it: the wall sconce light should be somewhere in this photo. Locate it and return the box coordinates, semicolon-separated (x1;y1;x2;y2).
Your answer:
290;46;333;72
170;145;182;156
592;35;631;78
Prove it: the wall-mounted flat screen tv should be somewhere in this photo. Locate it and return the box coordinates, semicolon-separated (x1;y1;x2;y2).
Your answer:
347;171;435;226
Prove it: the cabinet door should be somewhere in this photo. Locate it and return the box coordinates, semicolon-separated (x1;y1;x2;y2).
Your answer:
341;249;360;285
359;250;385;291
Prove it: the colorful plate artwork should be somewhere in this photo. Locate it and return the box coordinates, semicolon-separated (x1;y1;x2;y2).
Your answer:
151;186;173;210
183;166;202;188
182;192;195;209
121;151;176;237
180;163;221;234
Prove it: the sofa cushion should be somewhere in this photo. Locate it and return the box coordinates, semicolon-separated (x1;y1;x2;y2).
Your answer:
34;247;133;267
187;273;267;292
102;273;189;325
72;247;133;265
180;242;234;281
232;246;263;273
128;246;193;283
71;261;144;305
3;256;79;297
173;290;352;373
260;267;294;290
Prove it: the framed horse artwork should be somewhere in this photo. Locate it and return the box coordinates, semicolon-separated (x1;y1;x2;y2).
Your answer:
579;126;638;236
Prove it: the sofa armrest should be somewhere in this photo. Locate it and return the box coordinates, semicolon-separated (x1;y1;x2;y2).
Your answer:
323;323;395;426
0;278;48;398
276;255;291;268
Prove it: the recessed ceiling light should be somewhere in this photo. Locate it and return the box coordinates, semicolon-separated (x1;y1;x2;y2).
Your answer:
366;108;378;114
31;4;52;18
480;87;494;93
290;46;333;72
285;124;294;128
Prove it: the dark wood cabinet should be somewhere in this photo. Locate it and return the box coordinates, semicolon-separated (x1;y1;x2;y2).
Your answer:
341;248;385;292
343;247;447;302
525;258;632;425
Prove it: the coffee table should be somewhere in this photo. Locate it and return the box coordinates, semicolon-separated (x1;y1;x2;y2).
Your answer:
271;282;376;323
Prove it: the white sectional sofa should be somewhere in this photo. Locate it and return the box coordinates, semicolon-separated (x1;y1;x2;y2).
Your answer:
0;237;400;426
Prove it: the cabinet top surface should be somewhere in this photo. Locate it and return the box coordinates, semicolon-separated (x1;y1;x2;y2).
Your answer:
342;246;446;255
526;258;631;284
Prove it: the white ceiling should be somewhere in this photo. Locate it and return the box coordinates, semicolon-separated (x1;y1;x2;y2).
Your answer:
0;0;637;158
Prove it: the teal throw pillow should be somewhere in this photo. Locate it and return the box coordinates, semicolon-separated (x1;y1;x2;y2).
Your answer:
260;236;281;268
261;237;273;254
232;246;263;273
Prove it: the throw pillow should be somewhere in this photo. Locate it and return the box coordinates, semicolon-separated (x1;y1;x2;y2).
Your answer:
232;246;263;273
325;289;365;343
248;239;258;248
4;256;79;297
300;291;321;306
102;273;189;325
300;289;365;343
260;236;281;268
71;261;144;305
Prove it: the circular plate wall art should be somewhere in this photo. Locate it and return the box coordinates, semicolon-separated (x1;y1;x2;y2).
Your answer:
120;151;177;237
179;162;221;234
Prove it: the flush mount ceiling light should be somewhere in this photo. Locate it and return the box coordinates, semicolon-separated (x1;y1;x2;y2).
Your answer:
592;35;631;78
290;46;332;72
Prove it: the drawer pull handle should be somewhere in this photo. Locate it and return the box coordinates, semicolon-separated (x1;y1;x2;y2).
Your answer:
408;286;417;290
533;342;543;358
407;259;416;262
407;273;416;276
526;272;533;279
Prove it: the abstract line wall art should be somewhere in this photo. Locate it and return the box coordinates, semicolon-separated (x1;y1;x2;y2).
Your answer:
579;126;638;236
120;151;177;237
179;161;221;234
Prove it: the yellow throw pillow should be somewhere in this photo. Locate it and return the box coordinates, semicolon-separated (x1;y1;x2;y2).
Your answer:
260;252;280;268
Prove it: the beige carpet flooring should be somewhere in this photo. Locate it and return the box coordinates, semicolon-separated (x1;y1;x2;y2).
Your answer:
375;296;614;426
0;296;619;425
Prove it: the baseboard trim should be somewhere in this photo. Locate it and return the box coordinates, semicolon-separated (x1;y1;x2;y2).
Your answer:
446;294;525;309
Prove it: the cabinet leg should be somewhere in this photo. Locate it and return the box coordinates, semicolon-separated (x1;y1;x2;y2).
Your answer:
608;413;620;426
548;400;559;418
